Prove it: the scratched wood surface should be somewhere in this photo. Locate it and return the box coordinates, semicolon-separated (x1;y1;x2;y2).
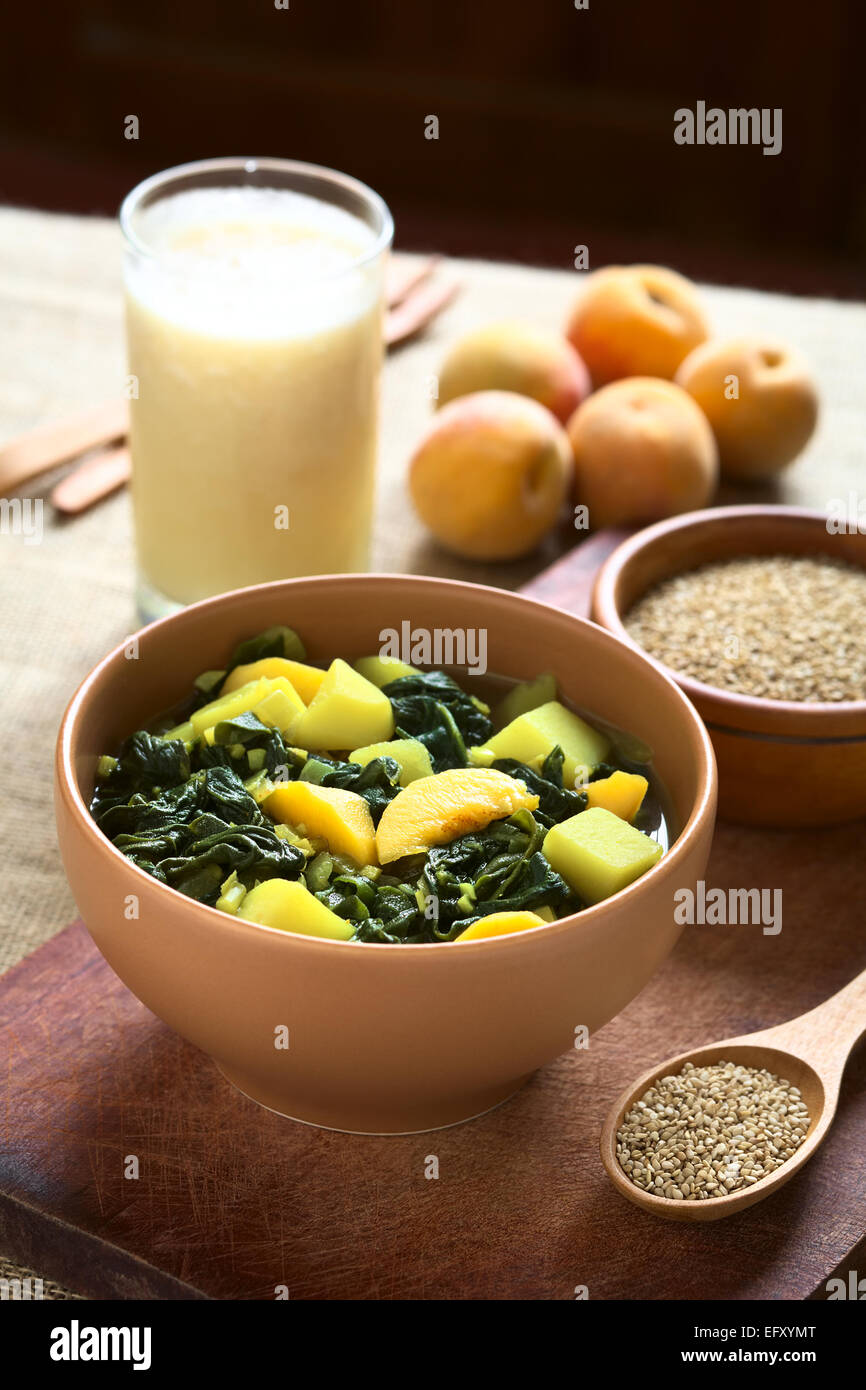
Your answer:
1;535;864;1300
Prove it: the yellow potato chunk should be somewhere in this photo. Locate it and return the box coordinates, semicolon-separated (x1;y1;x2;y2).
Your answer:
348;738;433;786
264;781;378;866
237;878;354;940
543;806;663;905
291;659;394;751
585;770;648;823
162;719;194;743
353;655;416;688
252;678;306;733
376;767;539;864
471;700;611;789
200;677;306;744
493;673;557;728
221;657;325;704
454;910;548;942
466;746;496;767
190;678;270;737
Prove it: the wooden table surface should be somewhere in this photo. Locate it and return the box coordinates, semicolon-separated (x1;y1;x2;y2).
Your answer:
1;538;864;1300
1;208;864;1297
2;835;864;1301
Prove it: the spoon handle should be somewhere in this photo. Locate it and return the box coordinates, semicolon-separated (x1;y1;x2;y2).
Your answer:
759;966;866;1075
0;399;128;496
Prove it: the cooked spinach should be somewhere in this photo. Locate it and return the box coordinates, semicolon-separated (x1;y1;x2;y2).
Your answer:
422;810;573;924
191;713;296;782
315;870;378;921
90;627;661;941
226;624;305;675
384;670;493;771
306;857;427;941
90;730;190;815
588;761;619;783
324;808;574;945
304;805;574;945
92;760;304;905
491;746;587;827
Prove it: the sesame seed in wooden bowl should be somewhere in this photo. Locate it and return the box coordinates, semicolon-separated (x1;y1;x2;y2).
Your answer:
591;506;866;828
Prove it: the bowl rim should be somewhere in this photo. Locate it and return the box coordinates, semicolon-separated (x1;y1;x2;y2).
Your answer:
56;572;717;958
591;505;866;739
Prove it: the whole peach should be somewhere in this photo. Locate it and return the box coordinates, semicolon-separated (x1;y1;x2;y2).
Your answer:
436;322;590;424
566;265;709;386
409;391;573;561
566;378;718;529
675;336;819;479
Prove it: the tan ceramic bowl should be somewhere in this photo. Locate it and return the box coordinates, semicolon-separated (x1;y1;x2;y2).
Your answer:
592;506;866;829
55;574;716;1134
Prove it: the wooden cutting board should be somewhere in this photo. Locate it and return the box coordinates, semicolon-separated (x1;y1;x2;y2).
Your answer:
2;534;865;1301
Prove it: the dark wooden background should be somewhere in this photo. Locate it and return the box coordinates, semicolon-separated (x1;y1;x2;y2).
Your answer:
0;0;862;296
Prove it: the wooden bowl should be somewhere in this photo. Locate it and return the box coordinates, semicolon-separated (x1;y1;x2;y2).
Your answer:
592;506;866;828
55;574;716;1134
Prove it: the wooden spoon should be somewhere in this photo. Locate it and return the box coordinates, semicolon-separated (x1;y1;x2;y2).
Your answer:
385;253;442;308
50;444;131;515
0;399;128;498
600;966;866;1221
385;275;460;347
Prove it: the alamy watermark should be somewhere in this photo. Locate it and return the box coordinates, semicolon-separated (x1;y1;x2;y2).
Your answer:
826;492;866;534
49;1321;151;1371
674;103;782;157
0;1276;43;1299
826;1270;866;1299
379;622;487;675
674;881;782;935
0;496;43;545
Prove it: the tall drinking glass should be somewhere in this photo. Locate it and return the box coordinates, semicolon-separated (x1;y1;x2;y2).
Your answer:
120;157;393;621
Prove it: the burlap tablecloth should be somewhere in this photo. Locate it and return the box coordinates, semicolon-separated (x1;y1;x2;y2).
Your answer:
0;205;863;1297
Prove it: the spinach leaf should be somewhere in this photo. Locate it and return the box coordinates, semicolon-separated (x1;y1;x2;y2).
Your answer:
347;883;427;943
491;748;587;827
384;670;493;771
194;669;227;701
298;753;402;824
633;797;662;837
588;762;619;783
226;625;306;673
419;809;575;937
541;745;566;786
350;921;404;945
291;794;577;945
190;715;296;782
91;730;189;799
209;711;272;745
372;883;429;939
315;872;378;921
91;763;304;905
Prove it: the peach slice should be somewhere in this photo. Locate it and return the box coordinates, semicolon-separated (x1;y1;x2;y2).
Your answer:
453;910;549;942
585;771;648;823
375;768;539;864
